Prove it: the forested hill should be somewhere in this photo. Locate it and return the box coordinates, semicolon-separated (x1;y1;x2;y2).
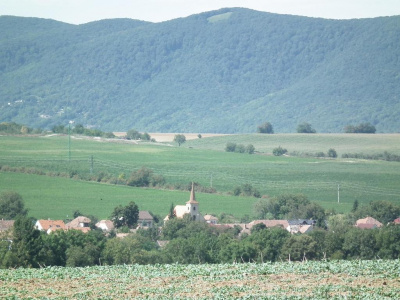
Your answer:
1;8;399;133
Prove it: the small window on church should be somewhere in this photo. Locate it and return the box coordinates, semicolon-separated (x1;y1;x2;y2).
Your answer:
193;207;196;211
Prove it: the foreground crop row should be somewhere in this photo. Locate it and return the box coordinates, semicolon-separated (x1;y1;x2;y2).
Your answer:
1;260;399;299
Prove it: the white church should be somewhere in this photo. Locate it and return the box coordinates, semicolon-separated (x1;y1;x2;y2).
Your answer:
164;183;207;223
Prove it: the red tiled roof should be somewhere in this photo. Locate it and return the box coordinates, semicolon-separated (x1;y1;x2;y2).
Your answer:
37;220;66;231
356;217;383;227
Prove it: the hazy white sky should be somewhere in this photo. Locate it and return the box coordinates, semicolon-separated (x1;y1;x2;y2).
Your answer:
1;0;399;24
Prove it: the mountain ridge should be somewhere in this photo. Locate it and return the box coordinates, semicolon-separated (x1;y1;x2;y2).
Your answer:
0;8;399;133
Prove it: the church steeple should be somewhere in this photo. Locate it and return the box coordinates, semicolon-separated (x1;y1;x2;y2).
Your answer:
187;182;198;204
186;182;199;220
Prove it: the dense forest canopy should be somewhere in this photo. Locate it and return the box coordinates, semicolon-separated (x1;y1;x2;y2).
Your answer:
0;8;399;133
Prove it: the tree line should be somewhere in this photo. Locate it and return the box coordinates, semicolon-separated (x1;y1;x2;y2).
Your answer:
257;121;377;134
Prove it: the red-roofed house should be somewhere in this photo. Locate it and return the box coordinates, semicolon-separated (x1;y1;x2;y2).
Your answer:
35;219;66;234
355;216;383;229
66;216;91;229
393;217;400;225
66;216;91;233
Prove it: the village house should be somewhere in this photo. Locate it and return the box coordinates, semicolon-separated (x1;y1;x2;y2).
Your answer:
35;219;66;234
393;217;400;225
287;219;315;234
138;211;154;228
216;219;315;235
204;214;219;225
66;216;91;233
164;183;205;223
95;220;115;232
355;216;383;229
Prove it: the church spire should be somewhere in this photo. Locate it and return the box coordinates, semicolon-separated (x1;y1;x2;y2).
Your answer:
187;182;198;204
190;182;195;201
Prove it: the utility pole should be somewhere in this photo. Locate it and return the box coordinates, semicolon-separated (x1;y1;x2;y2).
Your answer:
337;184;340;203
90;155;94;174
68;122;71;162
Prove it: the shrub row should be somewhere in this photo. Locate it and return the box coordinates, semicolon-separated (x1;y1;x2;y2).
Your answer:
342;151;400;162
225;143;255;154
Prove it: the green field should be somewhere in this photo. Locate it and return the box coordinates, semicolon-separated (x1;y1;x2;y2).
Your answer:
1;260;399;298
0;172;258;219
1;134;400;219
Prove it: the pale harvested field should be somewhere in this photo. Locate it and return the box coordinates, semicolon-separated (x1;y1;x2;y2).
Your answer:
113;132;231;142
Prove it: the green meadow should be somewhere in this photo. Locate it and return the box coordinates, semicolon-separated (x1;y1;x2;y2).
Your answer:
0;172;257;220
1;134;400;219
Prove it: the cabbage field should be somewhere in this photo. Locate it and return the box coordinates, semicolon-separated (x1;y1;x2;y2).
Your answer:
1;260;399;299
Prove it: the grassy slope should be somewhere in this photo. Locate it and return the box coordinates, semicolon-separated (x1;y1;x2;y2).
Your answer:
1;134;400;219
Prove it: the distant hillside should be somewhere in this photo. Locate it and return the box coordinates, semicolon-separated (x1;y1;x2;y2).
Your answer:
0;8;399;133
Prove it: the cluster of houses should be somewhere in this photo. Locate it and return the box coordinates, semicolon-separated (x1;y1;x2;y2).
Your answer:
1;185;399;237
32;210;156;235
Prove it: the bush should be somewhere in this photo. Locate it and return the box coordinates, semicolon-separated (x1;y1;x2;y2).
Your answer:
257;122;274;134
273;146;287;156
232;184;261;198
328;148;337;158
297;122;316;133
226;143;255;154
344;123;376;133
246;144;255;154
225;142;237;152
127;167;165;187
126;129;152;140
